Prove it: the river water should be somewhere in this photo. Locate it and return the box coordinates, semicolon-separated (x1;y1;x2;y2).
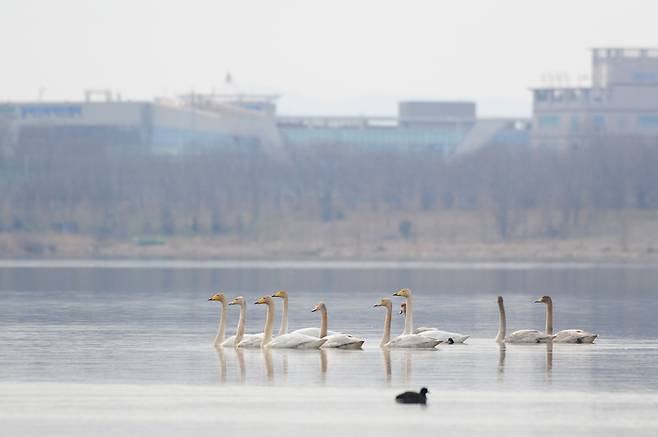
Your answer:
1;261;657;436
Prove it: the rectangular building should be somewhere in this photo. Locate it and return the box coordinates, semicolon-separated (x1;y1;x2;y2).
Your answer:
532;48;658;149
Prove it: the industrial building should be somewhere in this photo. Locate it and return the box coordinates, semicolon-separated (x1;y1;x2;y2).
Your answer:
277;101;530;154
532;47;658;149
1;91;530;157
0;91;283;156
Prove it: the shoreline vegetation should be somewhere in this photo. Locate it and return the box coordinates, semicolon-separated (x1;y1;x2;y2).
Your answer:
2;139;658;264
2;209;657;263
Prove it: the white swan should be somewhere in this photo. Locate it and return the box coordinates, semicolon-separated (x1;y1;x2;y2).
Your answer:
272;290;337;337
399;302;469;344
311;302;364;349
271;290;290;335
254;296;327;349
374;298;441;348
534;295;598;343
221;296;263;348
496;296;553;343
208;292;228;348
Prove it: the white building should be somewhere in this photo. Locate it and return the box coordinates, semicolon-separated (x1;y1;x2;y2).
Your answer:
532;48;658;149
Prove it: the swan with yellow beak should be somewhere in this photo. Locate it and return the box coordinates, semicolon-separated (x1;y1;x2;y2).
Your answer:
254;296;326;349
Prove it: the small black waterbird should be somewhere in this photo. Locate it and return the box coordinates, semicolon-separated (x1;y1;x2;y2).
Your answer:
395;387;429;404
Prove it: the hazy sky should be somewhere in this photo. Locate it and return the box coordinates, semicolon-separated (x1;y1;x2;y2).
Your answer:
1;0;656;116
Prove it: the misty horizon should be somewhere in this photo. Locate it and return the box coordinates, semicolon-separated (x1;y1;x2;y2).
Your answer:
3;0;658;117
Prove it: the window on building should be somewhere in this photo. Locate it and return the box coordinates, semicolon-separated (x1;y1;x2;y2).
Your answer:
618;117;629;130
593;115;606;132
637;115;658;128
538;115;559;129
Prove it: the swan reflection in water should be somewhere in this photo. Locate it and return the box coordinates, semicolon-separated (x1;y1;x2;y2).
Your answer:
402;351;413;384
382;349;391;383
235;347;246;384
497;343;506;377
320;349;327;382
216;348;226;383
496;341;554;378
546;341;553;370
215;346;332;384
263;349;274;381
379;349;418;384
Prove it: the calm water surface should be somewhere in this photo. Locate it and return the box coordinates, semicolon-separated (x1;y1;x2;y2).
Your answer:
1;261;658;436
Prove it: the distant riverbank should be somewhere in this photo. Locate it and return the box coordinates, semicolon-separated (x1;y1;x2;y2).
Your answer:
2;231;658;263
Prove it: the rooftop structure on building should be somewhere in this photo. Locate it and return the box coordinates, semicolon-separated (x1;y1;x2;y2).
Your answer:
1;92;531;158
0;90;283;157
532;47;658;149
277;101;529;155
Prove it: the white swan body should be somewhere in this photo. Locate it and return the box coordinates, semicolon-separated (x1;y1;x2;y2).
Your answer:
399;302;469;343
267;331;327;349
388;334;442;348
375;298;441;349
292;327;338;337
312;302;364;349
396;290;468;344
255;296;326;349
535;296;598;343
507;329;553;343
224;333;263;348
552;329;598;344
419;330;470;344
233;334;264;348
219;296;265;348
272;291;340;338
496;296;553;343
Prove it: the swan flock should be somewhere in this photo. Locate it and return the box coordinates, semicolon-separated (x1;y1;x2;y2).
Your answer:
209;289;598;349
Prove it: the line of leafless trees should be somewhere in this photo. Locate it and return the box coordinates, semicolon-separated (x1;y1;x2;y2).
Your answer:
1;136;657;241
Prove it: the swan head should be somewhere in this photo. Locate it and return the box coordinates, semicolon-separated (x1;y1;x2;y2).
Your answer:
272;290;288;299
254;296;273;305
229;296;245;306
208;293;226;302
373;298;392;308
534;295;552;305
311;302;326;313
399;302;407;315
497;296;504;304
393;288;411;298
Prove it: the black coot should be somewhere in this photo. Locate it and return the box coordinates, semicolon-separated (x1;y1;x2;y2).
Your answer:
395;387;429;404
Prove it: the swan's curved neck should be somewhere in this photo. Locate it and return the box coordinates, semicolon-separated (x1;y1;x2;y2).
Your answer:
235;302;246;345
381;304;392;347
214;301;227;347
319;307;328;338
496;300;506;343
544;300;553;335
278;296;288;336
261;302;275;347
403;295;413;335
